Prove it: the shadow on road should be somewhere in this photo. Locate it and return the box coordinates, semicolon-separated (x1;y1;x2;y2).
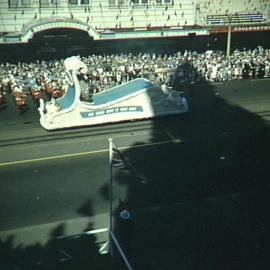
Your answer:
0;200;112;270
106;68;270;269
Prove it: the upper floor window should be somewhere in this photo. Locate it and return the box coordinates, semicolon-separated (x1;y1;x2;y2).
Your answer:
22;0;31;6
108;0;172;8
69;0;89;5
131;0;173;6
9;0;32;8
39;0;61;7
118;0;126;5
9;0;19;8
108;0;126;6
156;0;173;5
40;0;49;7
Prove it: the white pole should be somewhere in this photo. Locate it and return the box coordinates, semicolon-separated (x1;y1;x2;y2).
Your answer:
226;18;232;58
108;138;134;269
110;230;134;270
193;0;197;25
108;138;113;254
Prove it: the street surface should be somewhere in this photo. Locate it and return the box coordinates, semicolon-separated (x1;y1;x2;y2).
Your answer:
0;79;270;269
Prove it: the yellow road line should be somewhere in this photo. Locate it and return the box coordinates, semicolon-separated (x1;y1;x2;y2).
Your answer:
0;140;174;167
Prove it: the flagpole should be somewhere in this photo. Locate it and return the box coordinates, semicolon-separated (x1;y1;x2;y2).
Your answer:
107;138;134;269
108;138;113;253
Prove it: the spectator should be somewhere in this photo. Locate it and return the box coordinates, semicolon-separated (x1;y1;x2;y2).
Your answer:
0;46;270;110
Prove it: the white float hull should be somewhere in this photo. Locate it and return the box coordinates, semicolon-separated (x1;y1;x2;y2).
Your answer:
38;58;188;131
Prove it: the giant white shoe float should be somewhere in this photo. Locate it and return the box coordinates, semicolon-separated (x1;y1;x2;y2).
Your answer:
38;56;188;130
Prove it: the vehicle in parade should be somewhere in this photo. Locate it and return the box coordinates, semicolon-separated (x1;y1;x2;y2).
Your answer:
38;56;188;130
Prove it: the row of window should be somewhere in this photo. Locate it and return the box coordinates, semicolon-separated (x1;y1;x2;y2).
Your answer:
80;106;143;118
9;0;62;8
206;13;263;25
8;0;172;8
109;0;172;5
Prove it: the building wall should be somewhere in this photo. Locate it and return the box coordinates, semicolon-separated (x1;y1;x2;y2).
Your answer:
0;0;195;34
0;0;269;37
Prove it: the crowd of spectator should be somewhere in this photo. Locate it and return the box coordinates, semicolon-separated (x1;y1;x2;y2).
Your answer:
0;46;270;109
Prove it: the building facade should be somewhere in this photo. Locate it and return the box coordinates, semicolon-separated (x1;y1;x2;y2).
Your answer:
0;0;269;43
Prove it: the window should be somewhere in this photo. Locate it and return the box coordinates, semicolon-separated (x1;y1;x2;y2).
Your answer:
81;0;89;4
69;0;78;4
108;0;116;5
108;0;126;7
155;0;172;4
9;0;19;8
118;0;125;5
9;0;34;7
39;0;61;7
40;0;50;7
8;0;63;8
22;0;31;6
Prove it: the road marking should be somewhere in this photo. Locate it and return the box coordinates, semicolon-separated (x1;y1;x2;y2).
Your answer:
165;130;182;143
57;227;108;239
0;140;174;167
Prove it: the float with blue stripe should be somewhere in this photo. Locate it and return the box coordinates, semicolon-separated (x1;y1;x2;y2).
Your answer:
38;56;188;130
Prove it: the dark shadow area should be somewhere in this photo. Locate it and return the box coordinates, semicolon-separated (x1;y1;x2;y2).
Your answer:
0;104;7;112
0;200;113;270
108;61;270;269
77;199;94;217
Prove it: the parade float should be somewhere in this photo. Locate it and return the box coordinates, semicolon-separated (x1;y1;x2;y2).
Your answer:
38;56;188;130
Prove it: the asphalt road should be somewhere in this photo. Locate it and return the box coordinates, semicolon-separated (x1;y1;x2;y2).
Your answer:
0;121;174;231
0;79;270;269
